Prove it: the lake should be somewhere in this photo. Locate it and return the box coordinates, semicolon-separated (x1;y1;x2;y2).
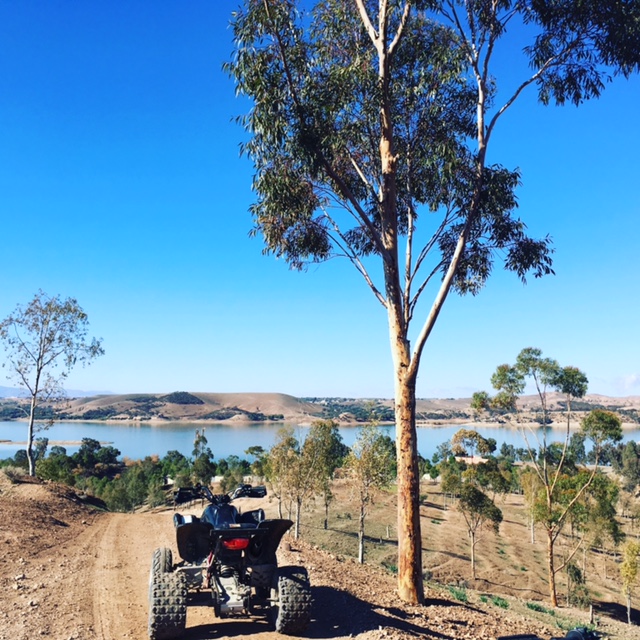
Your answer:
1;420;638;462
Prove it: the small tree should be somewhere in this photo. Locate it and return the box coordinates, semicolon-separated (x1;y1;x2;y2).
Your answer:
520;466;543;544
0;291;104;476
266;426;324;538
305;419;348;530
345;424;395;564
451;428;495;460
265;426;299;518
621;541;640;625
245;445;268;478
458;483;502;579
192;429;216;486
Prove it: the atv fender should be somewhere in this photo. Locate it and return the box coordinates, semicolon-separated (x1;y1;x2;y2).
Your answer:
174;516;212;564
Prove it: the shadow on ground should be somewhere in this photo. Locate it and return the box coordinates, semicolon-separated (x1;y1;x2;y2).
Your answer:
180;585;481;639
594;599;639;625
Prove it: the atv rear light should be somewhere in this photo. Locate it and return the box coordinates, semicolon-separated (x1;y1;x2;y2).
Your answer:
222;538;250;551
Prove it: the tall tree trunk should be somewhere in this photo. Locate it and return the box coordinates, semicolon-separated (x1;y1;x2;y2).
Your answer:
394;366;424;603
547;528;558;607
27;395;37;477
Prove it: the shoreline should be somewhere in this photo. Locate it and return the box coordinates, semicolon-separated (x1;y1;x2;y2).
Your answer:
2;416;638;430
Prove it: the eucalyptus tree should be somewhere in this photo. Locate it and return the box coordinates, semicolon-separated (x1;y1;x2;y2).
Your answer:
227;0;640;603
481;348;621;606
528;412;623;606
451;428;495;459
0;291;104;476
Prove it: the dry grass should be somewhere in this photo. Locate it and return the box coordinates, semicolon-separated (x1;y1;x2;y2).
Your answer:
275;478;640;634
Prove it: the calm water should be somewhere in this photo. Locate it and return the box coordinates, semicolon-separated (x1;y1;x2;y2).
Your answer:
0;420;638;462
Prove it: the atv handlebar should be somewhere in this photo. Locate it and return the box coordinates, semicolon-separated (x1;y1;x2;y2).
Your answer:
173;483;267;506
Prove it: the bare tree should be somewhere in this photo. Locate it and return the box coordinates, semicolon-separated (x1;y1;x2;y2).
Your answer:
0;291;104;476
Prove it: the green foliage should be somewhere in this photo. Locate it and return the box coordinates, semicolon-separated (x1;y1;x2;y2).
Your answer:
162;391;204;405
620;441;640;491
447;585;468;603
79;407;120;419
0;404;25;419
490;365;525;412
621;541;640;614
202;408;241;420
459;484;503;534
581;410;623;453
471;391;491;417
526;602;552;614
566;562;590;608
451;429;496;458
491;596;509;609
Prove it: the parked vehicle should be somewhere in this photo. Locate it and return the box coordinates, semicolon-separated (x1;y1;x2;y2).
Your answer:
148;483;311;639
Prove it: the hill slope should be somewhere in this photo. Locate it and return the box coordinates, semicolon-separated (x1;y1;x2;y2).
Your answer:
1;472;638;640
8;391;639;424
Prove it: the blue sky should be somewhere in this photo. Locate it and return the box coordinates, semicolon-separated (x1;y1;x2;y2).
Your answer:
0;2;638;399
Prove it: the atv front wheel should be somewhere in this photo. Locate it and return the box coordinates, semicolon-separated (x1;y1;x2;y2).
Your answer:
269;565;312;635
148;572;186;640
151;547;173;575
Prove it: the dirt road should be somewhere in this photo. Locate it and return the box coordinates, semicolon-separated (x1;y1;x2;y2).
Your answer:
2;495;299;640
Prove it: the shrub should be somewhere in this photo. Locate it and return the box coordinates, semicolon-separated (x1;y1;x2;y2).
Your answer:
491;596;509;609
2;466;26;483
448;585;468;603
526;602;552;614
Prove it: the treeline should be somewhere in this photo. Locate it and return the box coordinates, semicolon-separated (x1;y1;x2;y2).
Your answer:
0;430;255;513
302;398;468;422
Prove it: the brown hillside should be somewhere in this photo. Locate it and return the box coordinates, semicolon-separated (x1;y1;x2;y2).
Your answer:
64;391;321;422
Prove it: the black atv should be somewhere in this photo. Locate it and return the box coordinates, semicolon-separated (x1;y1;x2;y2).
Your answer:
148;483;312;639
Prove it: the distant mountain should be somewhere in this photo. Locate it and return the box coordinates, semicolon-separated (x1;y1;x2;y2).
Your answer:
0;386;113;399
0;386;27;398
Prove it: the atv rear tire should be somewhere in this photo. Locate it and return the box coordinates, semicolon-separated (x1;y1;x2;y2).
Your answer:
151;547;173;575
148;572;186;640
269;565;312;635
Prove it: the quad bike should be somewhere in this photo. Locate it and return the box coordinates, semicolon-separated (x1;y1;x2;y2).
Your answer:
147;483;312;639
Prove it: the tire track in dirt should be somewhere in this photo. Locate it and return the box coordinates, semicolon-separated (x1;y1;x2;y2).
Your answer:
91;511;174;639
